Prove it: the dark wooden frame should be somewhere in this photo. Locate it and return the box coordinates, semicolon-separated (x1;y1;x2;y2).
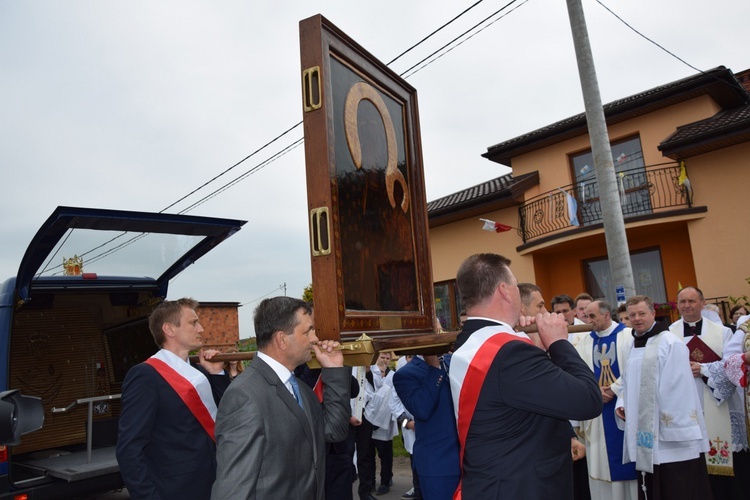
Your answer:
299;15;434;341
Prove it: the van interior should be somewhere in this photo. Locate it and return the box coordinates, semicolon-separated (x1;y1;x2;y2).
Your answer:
8;289;159;489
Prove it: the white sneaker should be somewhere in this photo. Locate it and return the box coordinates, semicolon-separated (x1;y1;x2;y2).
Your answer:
401;487;420;500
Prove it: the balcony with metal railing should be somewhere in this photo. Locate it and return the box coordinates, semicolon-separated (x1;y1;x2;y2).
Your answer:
517;163;693;244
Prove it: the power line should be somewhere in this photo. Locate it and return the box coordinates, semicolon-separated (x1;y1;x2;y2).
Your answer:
387;0;486;65
401;0;529;79
176;138;304;215
161;120;303;214
594;0;746;94
60;1;534;270
35;131;306;279
593;0;702;73
241;283;287;306
43;0;730;280
38;138;306;278
169;1;530;217
35;227;75;277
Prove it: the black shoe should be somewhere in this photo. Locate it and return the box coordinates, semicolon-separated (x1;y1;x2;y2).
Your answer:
376;483;391;495
364;495;378;500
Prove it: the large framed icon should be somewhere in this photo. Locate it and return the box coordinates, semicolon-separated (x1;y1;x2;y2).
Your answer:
299;14;435;341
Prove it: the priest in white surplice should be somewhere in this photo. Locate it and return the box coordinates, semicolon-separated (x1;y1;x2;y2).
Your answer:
575;300;637;500
615;295;711;500
720;314;750;498
669;286;736;496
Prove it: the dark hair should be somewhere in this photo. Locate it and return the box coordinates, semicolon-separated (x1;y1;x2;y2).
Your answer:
456;253;512;310
254;297;312;349
551;294;575;309
677;286;704;301
616;303;628;314
518;283;542;307
730;304;749;321
625;295;654;313
149;298;199;347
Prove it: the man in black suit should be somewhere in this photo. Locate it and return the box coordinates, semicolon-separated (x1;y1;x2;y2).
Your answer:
116;298;230;499
448;253;602;499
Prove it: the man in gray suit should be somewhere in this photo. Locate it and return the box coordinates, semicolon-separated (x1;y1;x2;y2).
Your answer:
211;297;351;499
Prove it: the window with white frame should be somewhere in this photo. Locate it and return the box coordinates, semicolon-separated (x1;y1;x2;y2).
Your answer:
584;248;667;305
434;280;462;331
571;136;652;225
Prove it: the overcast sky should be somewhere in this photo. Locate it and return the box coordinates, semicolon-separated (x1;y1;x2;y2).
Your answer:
1;0;747;338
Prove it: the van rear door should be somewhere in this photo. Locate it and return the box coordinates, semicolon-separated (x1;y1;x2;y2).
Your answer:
15;205;246;302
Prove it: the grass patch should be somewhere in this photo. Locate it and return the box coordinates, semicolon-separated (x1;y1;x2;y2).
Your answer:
393;432;409;458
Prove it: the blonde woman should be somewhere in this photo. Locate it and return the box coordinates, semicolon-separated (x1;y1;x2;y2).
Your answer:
224;350;245;381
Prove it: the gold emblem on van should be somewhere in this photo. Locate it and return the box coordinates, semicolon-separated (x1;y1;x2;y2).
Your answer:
63;255;83;275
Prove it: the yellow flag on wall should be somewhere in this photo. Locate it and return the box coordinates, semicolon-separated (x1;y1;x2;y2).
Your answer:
678;162;691;191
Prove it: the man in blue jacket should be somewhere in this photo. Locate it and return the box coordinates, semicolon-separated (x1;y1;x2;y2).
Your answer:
393;353;460;500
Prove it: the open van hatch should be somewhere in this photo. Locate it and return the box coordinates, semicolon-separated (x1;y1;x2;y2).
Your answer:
1;206;245;496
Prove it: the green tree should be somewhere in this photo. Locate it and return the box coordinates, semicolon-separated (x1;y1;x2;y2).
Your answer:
729;277;750;308
302;283;314;303
238;338;256;352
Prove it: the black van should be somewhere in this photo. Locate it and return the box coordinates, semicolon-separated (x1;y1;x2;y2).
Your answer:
0;206;245;499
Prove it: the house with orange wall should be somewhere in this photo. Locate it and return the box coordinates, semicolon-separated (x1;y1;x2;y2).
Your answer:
428;66;750;330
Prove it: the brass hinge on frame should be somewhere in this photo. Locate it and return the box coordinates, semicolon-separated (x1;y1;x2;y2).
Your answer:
302;66;322;112
310;206;331;256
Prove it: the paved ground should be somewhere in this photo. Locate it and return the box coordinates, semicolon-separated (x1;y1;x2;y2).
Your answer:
354;455;415;500
93;456;416;499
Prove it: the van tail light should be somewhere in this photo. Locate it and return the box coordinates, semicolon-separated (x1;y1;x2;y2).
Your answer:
0;447;30;500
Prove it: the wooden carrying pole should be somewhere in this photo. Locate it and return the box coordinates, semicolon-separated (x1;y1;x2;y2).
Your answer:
189;324;594;366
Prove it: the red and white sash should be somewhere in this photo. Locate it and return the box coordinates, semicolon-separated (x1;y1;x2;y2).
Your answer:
145;349;218;441
449;325;534;500
313;374;324;403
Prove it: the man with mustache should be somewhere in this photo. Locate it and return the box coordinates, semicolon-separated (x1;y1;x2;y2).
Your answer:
211;297;351;499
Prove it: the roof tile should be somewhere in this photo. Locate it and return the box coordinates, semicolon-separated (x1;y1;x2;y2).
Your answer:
427;173;532;213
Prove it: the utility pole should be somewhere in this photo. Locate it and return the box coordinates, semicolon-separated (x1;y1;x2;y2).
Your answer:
565;0;636;302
